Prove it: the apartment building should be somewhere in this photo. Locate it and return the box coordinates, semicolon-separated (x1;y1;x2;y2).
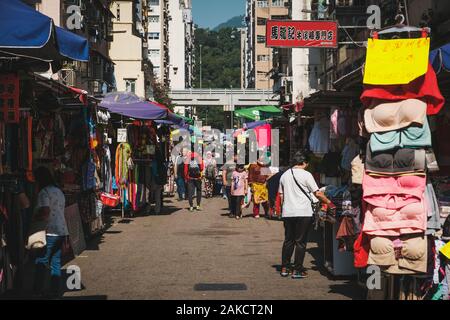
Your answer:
244;0;289;90
34;0;115;95
147;0;193;88
109;0;152;98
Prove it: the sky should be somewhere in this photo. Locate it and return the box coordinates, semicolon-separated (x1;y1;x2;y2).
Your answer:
192;0;246;29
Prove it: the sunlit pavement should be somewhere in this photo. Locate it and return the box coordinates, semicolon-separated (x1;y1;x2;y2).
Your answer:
62;196;365;300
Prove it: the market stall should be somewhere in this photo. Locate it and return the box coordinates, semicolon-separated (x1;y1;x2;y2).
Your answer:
354;26;450;300
99;92;181;217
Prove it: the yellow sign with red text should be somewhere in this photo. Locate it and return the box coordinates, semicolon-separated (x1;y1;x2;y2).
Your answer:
363;37;430;85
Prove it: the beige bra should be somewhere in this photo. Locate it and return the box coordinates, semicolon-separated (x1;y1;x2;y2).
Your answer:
364;99;427;133
367;235;427;274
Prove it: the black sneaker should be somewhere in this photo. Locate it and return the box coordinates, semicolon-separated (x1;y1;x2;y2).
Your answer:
291;270;308;279
280;267;289;277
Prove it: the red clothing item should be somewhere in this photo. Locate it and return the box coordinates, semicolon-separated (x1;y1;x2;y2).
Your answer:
360;64;445;115
184;152;204;181
353;231;370;268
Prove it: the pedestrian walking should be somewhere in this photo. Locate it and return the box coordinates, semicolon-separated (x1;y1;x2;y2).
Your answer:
185;151;204;212
278;150;335;279
32;167;68;298
174;148;188;201
248;154;272;218
230;164;248;219
150;149;167;215
221;154;237;215
203;151;217;198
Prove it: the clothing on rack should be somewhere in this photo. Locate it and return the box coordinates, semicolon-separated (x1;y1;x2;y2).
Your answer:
365;144;426;175
367;234;428;274
364;99;427;133
370;117;432;153
308;116;330;154
360;64;445;116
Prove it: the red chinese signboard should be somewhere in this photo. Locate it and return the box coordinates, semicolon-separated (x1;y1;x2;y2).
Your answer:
266;20;338;48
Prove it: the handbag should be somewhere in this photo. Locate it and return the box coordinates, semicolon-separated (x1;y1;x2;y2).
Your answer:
290;169;320;214
26;218;47;250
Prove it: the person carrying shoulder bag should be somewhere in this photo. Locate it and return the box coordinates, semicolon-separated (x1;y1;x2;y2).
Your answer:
278;150;335;279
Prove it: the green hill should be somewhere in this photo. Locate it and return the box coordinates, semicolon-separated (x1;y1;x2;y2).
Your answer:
213;15;244;31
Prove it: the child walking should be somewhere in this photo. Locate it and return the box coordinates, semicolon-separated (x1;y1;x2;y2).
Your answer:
231;164;248;220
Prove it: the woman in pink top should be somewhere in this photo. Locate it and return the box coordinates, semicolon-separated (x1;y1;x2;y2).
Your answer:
231;164;248;220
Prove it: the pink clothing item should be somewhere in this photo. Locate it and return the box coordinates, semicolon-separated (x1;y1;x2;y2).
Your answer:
362;172;426;209
330;107;339;138
363;201;427;236
231;171;248;196
254;124;272;148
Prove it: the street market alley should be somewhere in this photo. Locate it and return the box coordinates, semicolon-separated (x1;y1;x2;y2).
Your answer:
62;197;365;300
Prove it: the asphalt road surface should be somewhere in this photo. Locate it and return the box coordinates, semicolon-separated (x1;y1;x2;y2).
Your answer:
62;196;365;300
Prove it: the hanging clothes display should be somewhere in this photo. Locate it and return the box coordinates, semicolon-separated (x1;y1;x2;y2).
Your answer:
308;115;330;154
358;30;448;298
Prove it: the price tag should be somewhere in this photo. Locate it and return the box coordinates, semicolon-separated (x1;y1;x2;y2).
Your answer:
117;128;127;143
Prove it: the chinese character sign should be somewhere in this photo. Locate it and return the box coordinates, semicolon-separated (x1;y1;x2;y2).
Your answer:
266;20;338;48
363;37;430;85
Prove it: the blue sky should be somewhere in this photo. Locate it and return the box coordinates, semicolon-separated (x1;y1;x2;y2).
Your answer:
192;0;246;29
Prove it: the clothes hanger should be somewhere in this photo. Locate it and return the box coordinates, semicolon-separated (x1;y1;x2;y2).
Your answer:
371;14;430;39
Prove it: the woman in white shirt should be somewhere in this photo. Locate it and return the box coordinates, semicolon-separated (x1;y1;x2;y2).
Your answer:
278;151;334;279
33;167;68;298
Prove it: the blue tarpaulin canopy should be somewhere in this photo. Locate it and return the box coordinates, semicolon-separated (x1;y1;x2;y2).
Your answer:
0;0;89;62
55;26;89;62
430;43;450;74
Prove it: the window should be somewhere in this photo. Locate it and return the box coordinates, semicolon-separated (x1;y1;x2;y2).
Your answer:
148;49;160;57
148;32;160;40
257;35;266;43
149;0;159;5
125;79;136;93
153;66;160;76
257;55;270;62
337;0;353;6
149;15;159;23
257;17;267;25
271;0;284;7
257;1;268;8
271;15;289;20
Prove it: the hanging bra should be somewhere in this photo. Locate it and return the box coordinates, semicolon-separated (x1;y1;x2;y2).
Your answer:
365;143;426;175
362;171;426;201
364;99;427;133
367;235;427;274
363;202;427;237
370;117;432;153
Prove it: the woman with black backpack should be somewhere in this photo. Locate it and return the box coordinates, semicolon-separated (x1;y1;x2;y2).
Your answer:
184;151;204;212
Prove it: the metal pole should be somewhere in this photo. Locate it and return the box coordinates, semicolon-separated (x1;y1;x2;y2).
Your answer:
199;44;203;89
230;85;233;129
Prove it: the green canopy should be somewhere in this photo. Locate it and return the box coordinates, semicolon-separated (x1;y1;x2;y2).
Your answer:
178;114;194;124
234;105;282;120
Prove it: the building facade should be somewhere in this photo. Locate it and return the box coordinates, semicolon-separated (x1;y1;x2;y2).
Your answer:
244;0;289;90
34;0;115;95
109;0;152;98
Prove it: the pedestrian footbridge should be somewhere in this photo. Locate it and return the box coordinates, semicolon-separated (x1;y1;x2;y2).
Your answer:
169;89;280;107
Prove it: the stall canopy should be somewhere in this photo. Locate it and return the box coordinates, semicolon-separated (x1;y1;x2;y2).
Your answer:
234;106;282;121
0;0;89;62
100;92;183;125
243;120;268;130
430;43;450;74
